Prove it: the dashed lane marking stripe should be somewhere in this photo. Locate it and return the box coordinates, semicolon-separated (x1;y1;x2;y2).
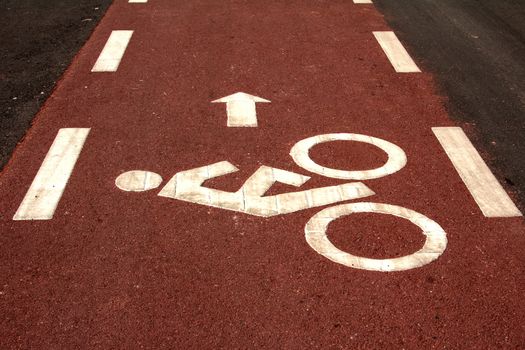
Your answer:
129;0;148;3
373;31;421;73
433;127;522;218
91;30;133;72
13;128;91;221
353;0;372;4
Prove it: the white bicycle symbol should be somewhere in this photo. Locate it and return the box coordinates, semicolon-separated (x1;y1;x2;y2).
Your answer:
116;133;447;272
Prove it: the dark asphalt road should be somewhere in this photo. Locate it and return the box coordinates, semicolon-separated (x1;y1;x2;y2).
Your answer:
0;0;112;170
375;0;525;209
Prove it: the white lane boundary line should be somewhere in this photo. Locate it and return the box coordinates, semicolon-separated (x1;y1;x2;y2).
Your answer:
353;0;373;4
129;0;148;3
433;127;522;218
91;30;134;72
373;31;421;73
13;128;91;221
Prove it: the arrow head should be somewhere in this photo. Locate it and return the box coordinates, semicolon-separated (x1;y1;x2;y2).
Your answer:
211;92;270;103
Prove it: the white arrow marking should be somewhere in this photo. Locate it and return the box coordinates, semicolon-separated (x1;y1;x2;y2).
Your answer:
212;92;270;127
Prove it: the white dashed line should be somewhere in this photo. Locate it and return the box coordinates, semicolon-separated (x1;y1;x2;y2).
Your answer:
129;0;148;3
433;127;522;217
353;0;373;4
13;128;91;221
373;31;421;73
91;30;133;72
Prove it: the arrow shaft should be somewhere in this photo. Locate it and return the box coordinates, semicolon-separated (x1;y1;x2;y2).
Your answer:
226;100;257;127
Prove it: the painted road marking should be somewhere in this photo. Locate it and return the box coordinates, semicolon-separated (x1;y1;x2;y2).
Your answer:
433;127;522;217
13;128;90;221
129;0;148;2
305;202;447;272
373;31;421;73
157;162;375;217
91;30;134;72
353;0;373;4
116;171;162;192
290;133;407;180
212;92;270;127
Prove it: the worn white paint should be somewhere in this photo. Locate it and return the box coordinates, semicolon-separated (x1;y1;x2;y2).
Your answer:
290;133;407;180
212;92;270;127
373;31;421;73
116;171;162;192
433;127;522;217
353;0;372;3
158;162;375;217
305;202;447;272
129;0;148;2
91;30;133;72
13;128;90;221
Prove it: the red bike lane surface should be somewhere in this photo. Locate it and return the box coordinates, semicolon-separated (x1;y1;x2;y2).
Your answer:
0;0;524;348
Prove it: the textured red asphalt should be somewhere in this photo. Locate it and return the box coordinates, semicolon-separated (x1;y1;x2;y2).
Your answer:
1;0;524;348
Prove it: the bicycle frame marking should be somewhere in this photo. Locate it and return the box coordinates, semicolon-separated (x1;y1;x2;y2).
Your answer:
158;162;375;217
